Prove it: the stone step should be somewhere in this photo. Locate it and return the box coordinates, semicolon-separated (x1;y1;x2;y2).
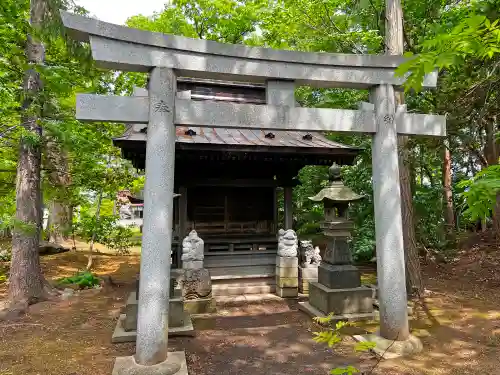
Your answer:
212;277;275;287
212;283;276;296
209;265;275;278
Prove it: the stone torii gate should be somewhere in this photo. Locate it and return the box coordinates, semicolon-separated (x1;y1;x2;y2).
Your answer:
60;10;445;374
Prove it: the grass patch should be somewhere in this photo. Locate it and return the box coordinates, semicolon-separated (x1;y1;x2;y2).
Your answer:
57;270;100;289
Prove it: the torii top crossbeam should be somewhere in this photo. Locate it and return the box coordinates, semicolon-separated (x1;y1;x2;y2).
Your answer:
60;11;437;89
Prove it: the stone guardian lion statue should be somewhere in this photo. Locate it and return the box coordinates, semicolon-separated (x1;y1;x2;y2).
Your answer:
299;240;322;267
277;229;298;257
181;230;204;262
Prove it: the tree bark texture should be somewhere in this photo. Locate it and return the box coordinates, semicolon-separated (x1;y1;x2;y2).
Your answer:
46;201;72;243
442;142;455;240
86;189;103;271
385;0;423;294
398;136;423;294
45;137;72;244
9;0;52;304
485;118;500;239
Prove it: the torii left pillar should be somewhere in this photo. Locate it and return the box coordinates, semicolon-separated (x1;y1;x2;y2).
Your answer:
112;68;188;374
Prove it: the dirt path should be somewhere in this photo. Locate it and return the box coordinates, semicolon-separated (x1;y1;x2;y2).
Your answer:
1;250;500;375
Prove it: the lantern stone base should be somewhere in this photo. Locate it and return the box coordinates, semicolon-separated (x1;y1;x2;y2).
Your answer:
318;263;361;289
298;267;318;294
309;282;373;316
112;351;188;375
298;301;375;322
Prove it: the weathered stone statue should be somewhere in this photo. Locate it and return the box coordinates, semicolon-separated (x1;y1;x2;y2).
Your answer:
181;230;204;263
179;231;216;313
299;240;322;268
277;229;298;257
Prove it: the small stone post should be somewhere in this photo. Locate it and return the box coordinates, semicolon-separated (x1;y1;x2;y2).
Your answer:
370;84;410;341
276;229;299;297
135;67;177;367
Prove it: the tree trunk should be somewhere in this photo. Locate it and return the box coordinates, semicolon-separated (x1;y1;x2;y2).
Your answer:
399;137;423;294
86;189;103;270
442;141;455;241
47;201;72;243
494;194;500;241
45;137;72;244
485;118;499;239
8;0;53;305
386;0;423;295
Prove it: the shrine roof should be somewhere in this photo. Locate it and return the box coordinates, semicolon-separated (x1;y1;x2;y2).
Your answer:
113;124;359;151
113;78;361;168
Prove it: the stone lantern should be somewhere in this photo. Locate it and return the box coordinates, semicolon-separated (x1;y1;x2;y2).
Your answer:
299;163;374;320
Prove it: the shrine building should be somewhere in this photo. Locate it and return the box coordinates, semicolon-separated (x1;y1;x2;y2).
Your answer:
113;77;361;295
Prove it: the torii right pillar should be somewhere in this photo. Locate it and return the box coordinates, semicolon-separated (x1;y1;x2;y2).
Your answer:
358;84;424;357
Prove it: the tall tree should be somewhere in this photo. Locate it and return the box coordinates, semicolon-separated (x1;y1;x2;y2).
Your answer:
442;141;455;239
385;0;422;294
45;137;72;244
9;0;53;305
399;1;500;240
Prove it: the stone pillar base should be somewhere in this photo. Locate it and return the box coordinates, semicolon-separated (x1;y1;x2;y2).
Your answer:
275;256;298;298
112;351;188;375
184;297;216;315
298;267;318;294
112;314;195;343
124;292;186;331
113;292;195;343
353;332;423;359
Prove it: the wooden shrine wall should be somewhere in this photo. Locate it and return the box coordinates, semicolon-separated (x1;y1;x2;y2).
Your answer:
185;186;275;237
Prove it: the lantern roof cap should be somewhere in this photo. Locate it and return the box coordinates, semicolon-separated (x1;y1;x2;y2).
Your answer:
309;163;365;203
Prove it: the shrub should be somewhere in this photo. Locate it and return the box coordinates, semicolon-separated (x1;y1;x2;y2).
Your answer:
106;225;135;255
58;271;100;289
313;315;375;374
74;214;135;255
